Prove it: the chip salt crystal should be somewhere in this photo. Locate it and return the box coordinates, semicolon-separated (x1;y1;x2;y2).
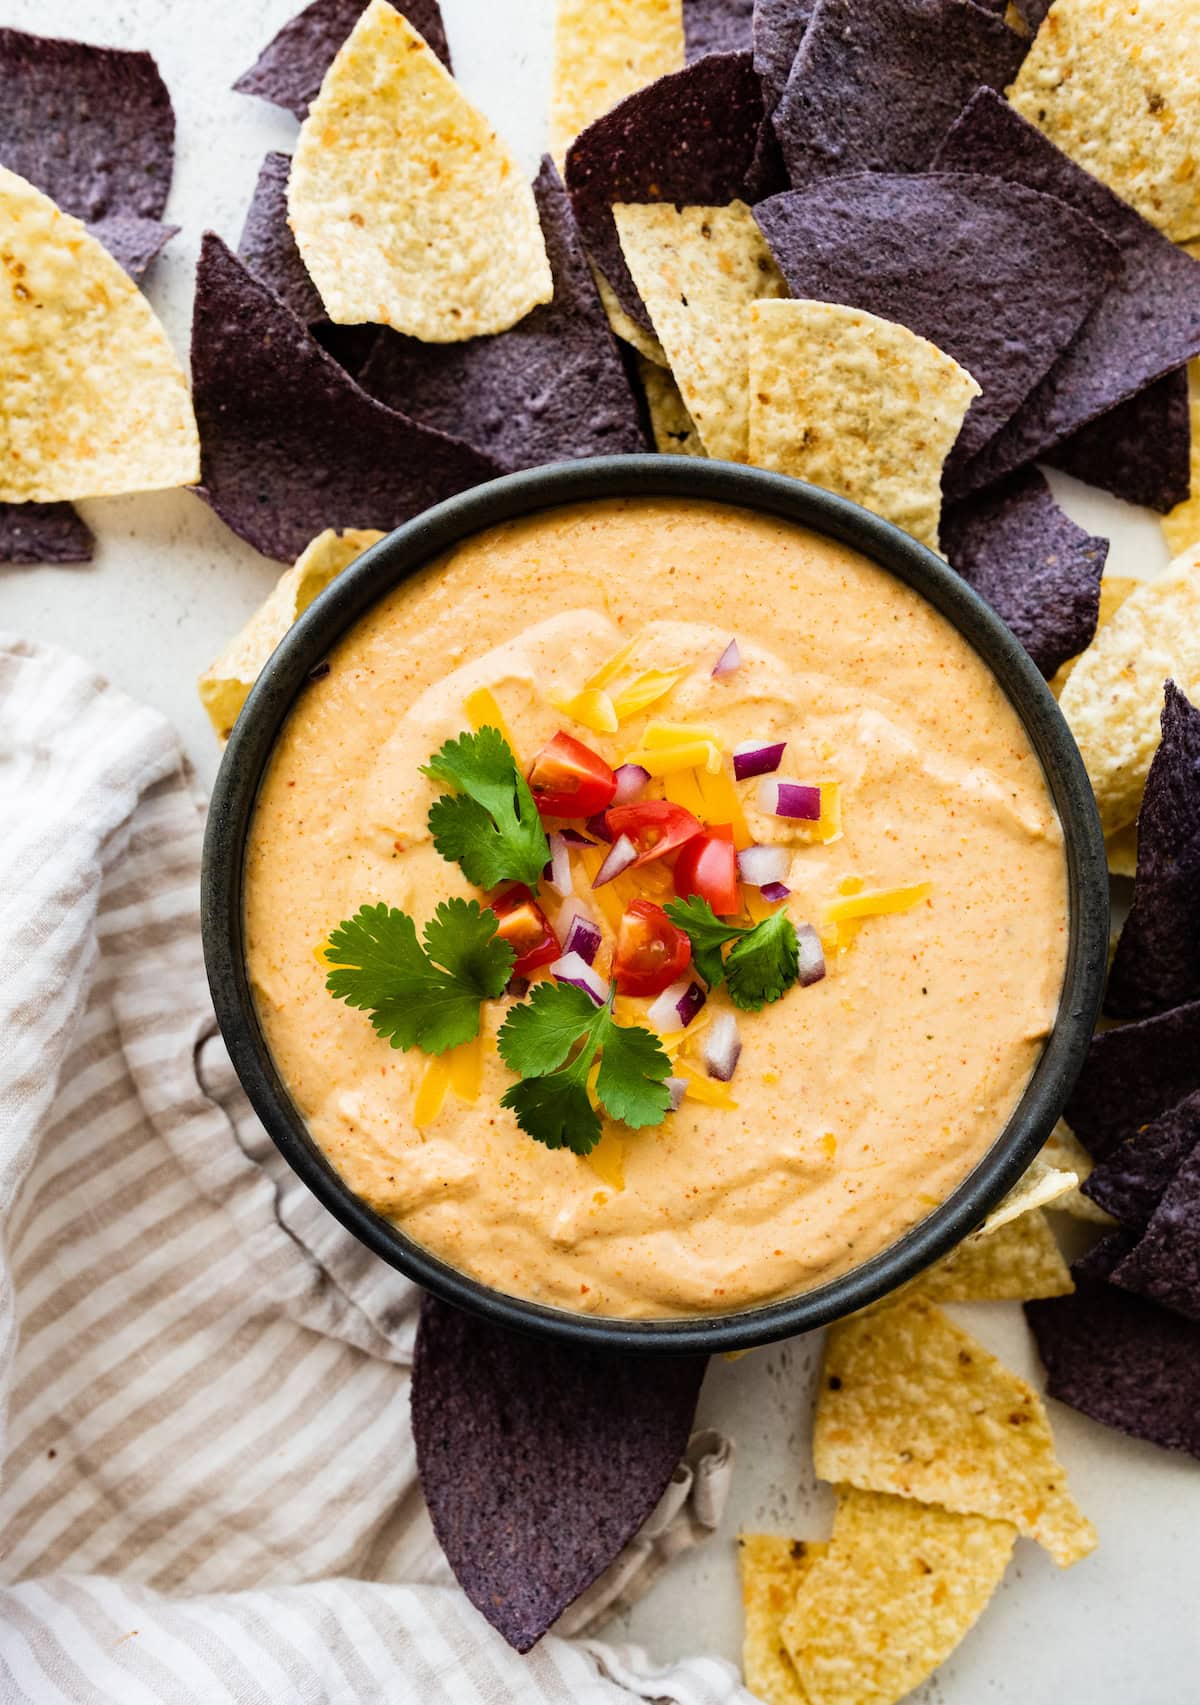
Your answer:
289;0;552;341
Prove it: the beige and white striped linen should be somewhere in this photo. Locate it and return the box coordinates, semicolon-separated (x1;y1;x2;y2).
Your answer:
0;636;752;1705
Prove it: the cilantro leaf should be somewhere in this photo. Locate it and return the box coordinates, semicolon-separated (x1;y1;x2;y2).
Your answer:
495;979;598;1076
423;726;548;889
725;910;799;1011
595;1021;673;1128
324;898;514;1055
501;1063;601;1156
663;895;743;989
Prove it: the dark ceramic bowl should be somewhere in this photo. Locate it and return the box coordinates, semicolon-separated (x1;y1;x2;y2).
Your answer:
202;457;1109;1354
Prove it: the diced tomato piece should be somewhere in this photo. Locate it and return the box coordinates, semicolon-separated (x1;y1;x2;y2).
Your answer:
528;731;617;818
604;800;703;868
488;884;560;976
673;824;740;916
613;900;692;998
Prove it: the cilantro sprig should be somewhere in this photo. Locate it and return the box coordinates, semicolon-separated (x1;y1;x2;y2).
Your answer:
324;898;514;1054
664;896;799;1011
422;726;548;889
497;982;672;1155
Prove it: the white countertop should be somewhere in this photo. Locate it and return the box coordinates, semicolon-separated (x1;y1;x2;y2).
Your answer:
1;2;1196;1698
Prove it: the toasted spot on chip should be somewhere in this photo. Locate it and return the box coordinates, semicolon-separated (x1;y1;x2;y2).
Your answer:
199;528;383;742
780;1487;1015;1705
550;0;684;166
746;299;979;553
1008;0;1200;245
739;1532;827;1705
615;200;786;462
980;1153;1079;1234
289;0;551;341
0;501;93;566
814;1297;1096;1566
638;356;705;457
1163;361;1200;558
1059;545;1200;836
234;0;451;120
0;167;198;503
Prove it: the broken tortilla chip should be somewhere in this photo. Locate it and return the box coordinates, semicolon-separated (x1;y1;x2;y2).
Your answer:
980;1153;1079;1234
1008;0;1200;246
198;528;383;741
814;1296;1096;1566
739;1533;827;1705
746;299;979;553
910;1209;1072;1306
289;0;551;341
1043;1122;1113;1225
1058;545;1200;836
1047;365;1192;516
550;0;684;165
594;268;669;365
234;0;451;119
1163;361;1200;559
0;167;198;503
639;358;705;457
1083;1091;1200;1232
780;1487;1015;1705
0;501;93;565
614;200;786;462
1109;1138;1200;1323
1066;998;1200;1163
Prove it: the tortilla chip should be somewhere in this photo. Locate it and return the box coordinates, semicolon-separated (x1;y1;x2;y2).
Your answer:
88;214;177;283
739;1533;827;1705
614;200;786;462
914;1209;1072;1305
594;269;669;365
238;152;324;328
941;469;1107;678
1047;571;1140;697
1106;824;1138;879
772;0;1026;191
234;0;451;119
933;90;1200;499
746;299;979;553
814;1297;1096;1566
684;0;754;57
639;358;705;456
1065;998;1200;1162
755;173;1113;478
289;0;551;341
1163;361;1200;559
565;51;763;330
780;1488;1015;1705
1109;1139;1200;1322
412;1294;706;1652
980;1153;1079;1234
198;528;383;741
1058;545;1200;836
1042;1122;1113;1224
0;502;93;565
550;0;684;164
190;235;500;561
753;0;813;118
1048;365;1192;515
1083;1091;1200;1231
1008;0;1200;245
0;168;198;503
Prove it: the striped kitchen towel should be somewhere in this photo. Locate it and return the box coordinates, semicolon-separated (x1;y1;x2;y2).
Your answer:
0;636;750;1705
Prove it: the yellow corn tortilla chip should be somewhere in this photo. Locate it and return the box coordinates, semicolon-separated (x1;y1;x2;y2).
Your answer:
289;0;551;341
0;167;198;503
595;267;668;365
980;1154;1078;1234
1008;0;1200;244
814;1297;1096;1566
1059;545;1200;835
1106;822;1139;880
746;299;979;553
1163;361;1200;559
550;0;684;165
914;1209;1072;1305
1048;572;1141;697
739;1533;827;1705
615;201;787;462
198;529;383;741
1042;1121;1115;1225
638;358;705;457
780;1488;1015;1705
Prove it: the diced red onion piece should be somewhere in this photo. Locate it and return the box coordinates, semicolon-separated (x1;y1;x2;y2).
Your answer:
612;762;650;804
759;881;791;903
585;812;614;843
732;739;786;781
737;843;790;888
545;831;573;898
563;913;602;966
560;828;595;846
665;1076;687;1112
702;1010;742;1082
758;777;821;820
647;977;707;1033
796;923;826;987
551;951;609;1005
712;637;740;678
592;832;636;886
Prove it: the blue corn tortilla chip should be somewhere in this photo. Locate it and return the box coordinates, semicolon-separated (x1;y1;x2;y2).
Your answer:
1064;998;1200;1161
771;0;1026;192
1084;1092;1200;1229
190;234;501;562
940;469;1107;677
1046;367;1192;515
0;503;94;566
934;90;1200;499
1109;1141;1200;1323
1106;683;1200;1019
89;214;178;282
237;153;325;327
685;0;755;57
411;1295;707;1653
565;52;764;330
358;158;646;468
754;0;812;116
233;0;450;119
753;172;1117;472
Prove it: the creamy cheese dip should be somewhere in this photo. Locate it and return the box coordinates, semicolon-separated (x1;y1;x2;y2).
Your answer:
244;498;1068;1318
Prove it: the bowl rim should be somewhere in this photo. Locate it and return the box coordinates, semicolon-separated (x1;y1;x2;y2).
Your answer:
201;455;1109;1354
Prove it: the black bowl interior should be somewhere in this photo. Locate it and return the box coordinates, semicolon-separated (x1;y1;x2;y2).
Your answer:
202;456;1109;1354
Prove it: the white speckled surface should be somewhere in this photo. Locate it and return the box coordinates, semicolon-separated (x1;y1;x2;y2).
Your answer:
0;3;1195;1697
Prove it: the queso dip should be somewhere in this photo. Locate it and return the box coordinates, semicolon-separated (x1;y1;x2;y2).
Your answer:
244;498;1067;1318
